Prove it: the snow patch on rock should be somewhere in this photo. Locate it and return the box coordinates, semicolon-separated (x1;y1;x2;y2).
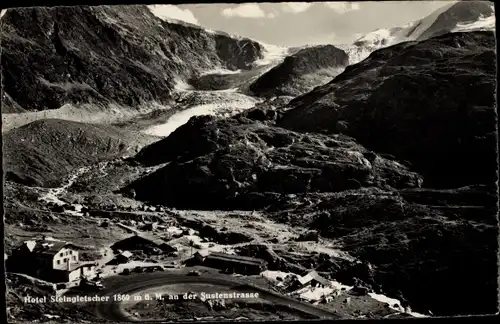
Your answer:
452;14;496;32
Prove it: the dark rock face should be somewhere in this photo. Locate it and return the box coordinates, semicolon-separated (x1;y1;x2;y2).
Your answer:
0;6;263;111
197;224;252;244
134;115;221;167
417;1;495;41
263;185;498;316
341;203;498;316
126;30;498;317
279;32;497;189
213;34;263;70
249;45;349;97
296;230;319;242
1;93;26;113
270;33;498;314
237;96;293;123
187;66;267;91
129;116;422;209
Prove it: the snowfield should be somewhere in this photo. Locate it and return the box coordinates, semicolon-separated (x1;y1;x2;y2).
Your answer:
143;79;261;137
200;68;243;76
352;2;454;49
452;14;496;32
354;28;399;47
142;99;256;137
368;292;428;318
332;44;373;66
253;42;290;67
335;2;495;67
174;80;195;91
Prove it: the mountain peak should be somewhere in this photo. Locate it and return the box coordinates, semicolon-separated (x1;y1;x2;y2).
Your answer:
339;1;495;66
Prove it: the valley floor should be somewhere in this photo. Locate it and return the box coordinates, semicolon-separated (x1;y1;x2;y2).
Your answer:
4;159;427;321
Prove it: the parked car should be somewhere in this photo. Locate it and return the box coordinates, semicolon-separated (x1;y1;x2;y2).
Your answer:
80;279;104;291
187;270;201;276
145;266;160;272
350;285;370;296
146;265;165;272
56;283;67;290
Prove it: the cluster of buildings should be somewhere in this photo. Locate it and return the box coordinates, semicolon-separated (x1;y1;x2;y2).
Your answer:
295;271;332;289
193;250;268;275
6;233;180;283
111;233;176;254
6;237;98;283
107;233;178;265
6;231;330;294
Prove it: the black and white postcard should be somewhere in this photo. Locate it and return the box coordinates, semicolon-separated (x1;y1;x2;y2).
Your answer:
2;1;498;322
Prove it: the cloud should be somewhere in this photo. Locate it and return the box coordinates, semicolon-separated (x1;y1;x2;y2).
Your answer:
148;5;199;25
281;3;312;14
221;4;267;18
324;2;361;14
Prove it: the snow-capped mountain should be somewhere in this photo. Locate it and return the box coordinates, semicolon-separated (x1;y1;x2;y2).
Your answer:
338;1;495;65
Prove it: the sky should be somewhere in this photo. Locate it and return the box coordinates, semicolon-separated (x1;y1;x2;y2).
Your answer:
148;1;455;46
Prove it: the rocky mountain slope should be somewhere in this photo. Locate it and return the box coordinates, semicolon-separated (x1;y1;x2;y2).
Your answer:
1;3;497;321
415;0;495;41
241;1;495;98
248;45;349;97
125;31;498;316
279;31;497;190
129;114;422;210
338;1;495;65
3;119;158;187
1;5;264;113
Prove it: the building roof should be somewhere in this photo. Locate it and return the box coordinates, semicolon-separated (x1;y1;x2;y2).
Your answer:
209;252;266;264
23;240;37;252
205;253;266;266
205;255;266;267
53;261;98;273
140;233;169;246
31;240;79;257
69;261;97;272
115;233;168;247
120;251;133;258
298;271;317;285
298;271;331;286
195;250;210;257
